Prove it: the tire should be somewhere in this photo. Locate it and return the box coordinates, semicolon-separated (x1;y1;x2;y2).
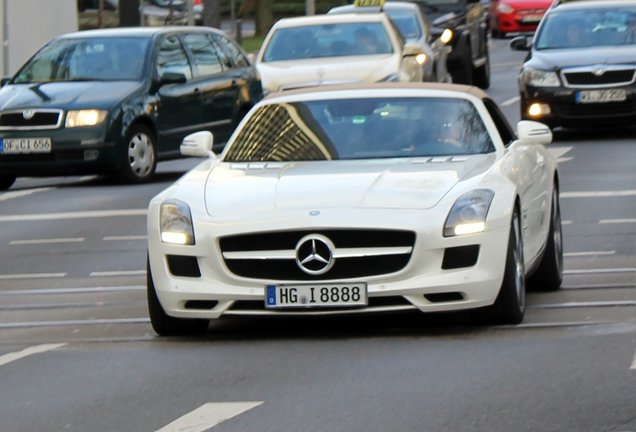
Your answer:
472;207;526;325
147;258;209;336
117;124;157;184
473;45;490;89
0;175;16;191
528;185;563;291
450;58;473;85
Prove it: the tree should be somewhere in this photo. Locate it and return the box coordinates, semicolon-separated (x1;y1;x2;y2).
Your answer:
239;0;273;36
203;0;221;28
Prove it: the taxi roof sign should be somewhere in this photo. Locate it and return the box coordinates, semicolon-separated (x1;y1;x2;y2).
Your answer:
354;0;385;8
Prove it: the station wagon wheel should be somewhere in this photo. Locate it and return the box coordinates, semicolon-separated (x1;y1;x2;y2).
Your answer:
0;175;16;191
472;206;526;325
147;258;209;336
118;124;157;183
528;185;563;291
473;44;490;89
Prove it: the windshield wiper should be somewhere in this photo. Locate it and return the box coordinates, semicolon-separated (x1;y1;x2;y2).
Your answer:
28;84;51;102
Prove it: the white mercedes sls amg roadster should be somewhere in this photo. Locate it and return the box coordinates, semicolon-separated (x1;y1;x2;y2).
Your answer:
147;83;562;336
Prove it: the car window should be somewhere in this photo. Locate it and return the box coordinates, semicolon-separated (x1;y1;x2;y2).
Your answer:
156;34;192;79
182;33;224;76
536;7;636;49
12;37;149;84
483;98;516;146
262;22;394;62
387;10;423;40
224;97;494;162
214;34;250;68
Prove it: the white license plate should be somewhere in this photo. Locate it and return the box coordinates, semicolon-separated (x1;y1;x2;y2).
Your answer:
576;89;627;104
521;14;543;23
0;137;52;154
265;283;368;309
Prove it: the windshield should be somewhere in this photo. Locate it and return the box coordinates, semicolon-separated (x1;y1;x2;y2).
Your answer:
262;22;394;62
387;10;423;40
12;37;150;84
535;7;636;49
224;97;494;162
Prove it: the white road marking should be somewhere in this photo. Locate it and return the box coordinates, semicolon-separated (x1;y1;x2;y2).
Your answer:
0;318;149;329
562;220;573;225
564;251;616;257
9;237;85;245
103;235;147;241
631;353;636;370
548;146;573;160
0;273;66;280
0;343;66;367
564;268;636;275
90;270;146;277
561;190;636;198
508;321;611;329
501;96;520;107
533;300;636;309
0;187;54;202
0;209;147;222
155;402;263;432
599;219;636;224
0;285;144;295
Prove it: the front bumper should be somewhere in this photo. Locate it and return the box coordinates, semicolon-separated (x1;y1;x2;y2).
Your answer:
0;125;120;176
148;218;511;320
520;84;636;128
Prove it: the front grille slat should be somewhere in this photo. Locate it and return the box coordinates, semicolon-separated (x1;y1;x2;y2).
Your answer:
220;229;415;280
562;68;636;88
0;109;63;129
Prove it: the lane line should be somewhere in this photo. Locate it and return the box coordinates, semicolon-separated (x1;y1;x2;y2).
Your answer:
90;270;146;277
564;251;615;257
506;321;611;329
155;402;263;432
0;318;149;329
0;343;66;367
532;300;636;309
562;220;573;225
0;273;66;280
0;285;145;295
0;209;146;222
103;235;147;241
562;283;636;290
9;237;85;245
0;187;54;202
501;96;520;107
631;353;636;370
564;268;636;274
600;219;636;224
561;190;636;198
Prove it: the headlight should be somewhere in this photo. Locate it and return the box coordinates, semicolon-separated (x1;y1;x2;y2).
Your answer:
65;109;108;128
522;68;561;87
497;4;514;14
444;189;494;237
440;29;453;45
160;199;195;245
378;73;399;82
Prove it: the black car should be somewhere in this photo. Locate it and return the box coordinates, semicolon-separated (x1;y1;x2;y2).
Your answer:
511;0;636;129
0;27;262;190
389;0;491;88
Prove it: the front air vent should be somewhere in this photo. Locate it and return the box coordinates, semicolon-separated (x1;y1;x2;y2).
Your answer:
167;255;201;277
441;245;480;270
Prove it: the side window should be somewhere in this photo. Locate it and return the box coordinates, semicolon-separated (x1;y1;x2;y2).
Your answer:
215;34;250;68
182;33;224;76
156;35;192;79
483;98;516;146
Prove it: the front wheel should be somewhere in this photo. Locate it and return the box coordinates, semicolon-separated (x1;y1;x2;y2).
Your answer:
473;47;490;89
147;259;209;336
117;124;157;184
0;175;16;191
472;207;526;325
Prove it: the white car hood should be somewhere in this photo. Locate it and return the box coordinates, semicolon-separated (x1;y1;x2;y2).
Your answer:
204;155;494;217
258;55;396;92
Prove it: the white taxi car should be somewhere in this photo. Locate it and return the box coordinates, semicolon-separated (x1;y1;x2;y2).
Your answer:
255;13;428;94
147;83;563;336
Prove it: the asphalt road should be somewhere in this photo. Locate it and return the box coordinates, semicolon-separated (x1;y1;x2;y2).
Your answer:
0;38;635;432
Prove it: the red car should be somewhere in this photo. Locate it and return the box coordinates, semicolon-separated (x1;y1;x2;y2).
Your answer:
488;0;553;38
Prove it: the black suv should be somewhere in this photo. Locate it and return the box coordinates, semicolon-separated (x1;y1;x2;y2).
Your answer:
389;0;490;88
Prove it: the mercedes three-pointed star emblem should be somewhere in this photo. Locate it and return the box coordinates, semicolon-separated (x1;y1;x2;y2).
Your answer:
295;234;335;275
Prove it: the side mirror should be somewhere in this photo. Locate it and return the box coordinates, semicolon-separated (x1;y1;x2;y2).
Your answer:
180;131;218;159
159;72;187;87
510;35;531;51
517;120;552;145
403;43;425;57
0;77;11;87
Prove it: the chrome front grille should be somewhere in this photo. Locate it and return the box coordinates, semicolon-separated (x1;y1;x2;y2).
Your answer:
0;109;63;130
220;229;416;281
562;66;636;88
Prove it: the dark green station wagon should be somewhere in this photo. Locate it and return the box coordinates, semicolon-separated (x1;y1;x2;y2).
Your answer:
0;27;263;190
